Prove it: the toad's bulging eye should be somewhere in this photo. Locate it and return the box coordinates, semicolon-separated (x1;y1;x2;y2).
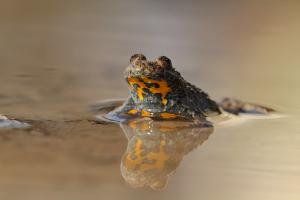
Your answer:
156;56;172;69
130;53;147;64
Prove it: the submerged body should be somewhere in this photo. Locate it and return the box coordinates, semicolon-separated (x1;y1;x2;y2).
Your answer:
105;54;273;122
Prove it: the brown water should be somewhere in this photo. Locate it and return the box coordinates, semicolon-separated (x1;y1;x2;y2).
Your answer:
0;0;300;199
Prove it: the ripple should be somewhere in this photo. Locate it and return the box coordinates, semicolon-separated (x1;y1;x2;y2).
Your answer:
0;114;30;129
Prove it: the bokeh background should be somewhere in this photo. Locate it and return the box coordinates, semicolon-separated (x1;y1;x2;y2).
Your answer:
1;0;299;119
0;0;299;200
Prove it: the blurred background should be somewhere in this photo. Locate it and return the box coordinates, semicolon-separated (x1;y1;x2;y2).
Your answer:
1;0;299;119
0;0;299;200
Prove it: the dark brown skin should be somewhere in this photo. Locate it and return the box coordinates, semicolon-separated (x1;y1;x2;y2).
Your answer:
104;54;274;122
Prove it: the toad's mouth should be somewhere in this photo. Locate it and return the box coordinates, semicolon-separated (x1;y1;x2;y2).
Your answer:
124;64;155;79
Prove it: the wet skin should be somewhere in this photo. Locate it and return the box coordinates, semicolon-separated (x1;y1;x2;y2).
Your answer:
105;54;273;122
105;54;222;122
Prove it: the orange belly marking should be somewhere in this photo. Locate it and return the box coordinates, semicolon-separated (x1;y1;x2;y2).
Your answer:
160;112;177;119
128;77;171;105
141;110;152;117
128;109;139;115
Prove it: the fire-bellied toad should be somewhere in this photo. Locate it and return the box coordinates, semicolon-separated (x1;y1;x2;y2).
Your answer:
104;54;274;122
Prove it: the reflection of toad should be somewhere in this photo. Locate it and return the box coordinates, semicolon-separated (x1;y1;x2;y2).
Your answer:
119;119;213;190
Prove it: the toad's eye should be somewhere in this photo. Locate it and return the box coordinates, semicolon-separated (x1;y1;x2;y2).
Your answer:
156;56;172;70
130;54;147;64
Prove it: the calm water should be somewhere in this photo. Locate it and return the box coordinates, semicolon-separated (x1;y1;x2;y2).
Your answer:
0;0;300;199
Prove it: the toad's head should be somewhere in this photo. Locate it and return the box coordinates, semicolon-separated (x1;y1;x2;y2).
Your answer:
124;54;180;107
125;54;174;78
